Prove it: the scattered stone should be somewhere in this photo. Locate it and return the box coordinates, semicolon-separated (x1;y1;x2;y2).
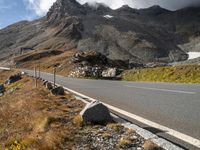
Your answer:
46;82;53;90
0;93;3;97
6;74;21;85
102;68;117;78
51;86;65;96
69;50;131;78
80;101;113;124
75;125;145;150
69;66;103;78
0;84;5;93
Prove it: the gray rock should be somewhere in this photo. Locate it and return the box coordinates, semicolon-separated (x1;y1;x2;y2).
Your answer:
0;84;5;93
51;86;65;96
102;68;117;78
46;82;53;90
80;101;113;124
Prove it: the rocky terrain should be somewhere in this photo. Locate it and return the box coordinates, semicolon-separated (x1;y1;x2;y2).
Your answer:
1;0;200;65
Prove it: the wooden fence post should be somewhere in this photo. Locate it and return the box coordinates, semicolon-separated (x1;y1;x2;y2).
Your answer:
34;67;37;88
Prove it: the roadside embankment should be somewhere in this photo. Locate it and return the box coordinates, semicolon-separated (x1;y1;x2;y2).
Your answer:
122;65;200;84
0;71;162;150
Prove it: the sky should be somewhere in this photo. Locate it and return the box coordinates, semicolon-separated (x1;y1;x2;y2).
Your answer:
0;0;200;29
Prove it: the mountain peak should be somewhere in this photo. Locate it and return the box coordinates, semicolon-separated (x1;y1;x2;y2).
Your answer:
47;0;86;24
139;5;170;15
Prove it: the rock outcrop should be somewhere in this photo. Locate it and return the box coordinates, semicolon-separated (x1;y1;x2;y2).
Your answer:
69;50;126;78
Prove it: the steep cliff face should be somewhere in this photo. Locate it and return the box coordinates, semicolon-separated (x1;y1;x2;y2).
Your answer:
1;0;200;63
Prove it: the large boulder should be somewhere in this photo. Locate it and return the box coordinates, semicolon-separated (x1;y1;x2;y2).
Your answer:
51;86;65;96
6;74;21;85
80;101;113;124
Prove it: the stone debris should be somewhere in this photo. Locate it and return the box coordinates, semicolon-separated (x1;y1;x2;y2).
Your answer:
69;50;128;78
51;86;65;96
69;66;103;78
74;125;146;150
102;68;117;78
80;101;113;124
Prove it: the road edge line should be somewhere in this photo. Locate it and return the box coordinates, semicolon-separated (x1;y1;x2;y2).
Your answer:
48;81;192;150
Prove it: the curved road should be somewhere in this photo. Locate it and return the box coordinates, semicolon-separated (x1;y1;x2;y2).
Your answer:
25;70;200;149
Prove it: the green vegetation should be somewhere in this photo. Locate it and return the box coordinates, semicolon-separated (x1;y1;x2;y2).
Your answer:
122;65;200;84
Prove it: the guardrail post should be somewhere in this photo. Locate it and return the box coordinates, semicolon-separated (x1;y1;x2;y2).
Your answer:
34;67;37;88
53;68;56;88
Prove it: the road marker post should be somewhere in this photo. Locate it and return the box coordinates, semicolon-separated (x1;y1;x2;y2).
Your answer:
53;68;56;88
38;64;41;79
34;67;37;88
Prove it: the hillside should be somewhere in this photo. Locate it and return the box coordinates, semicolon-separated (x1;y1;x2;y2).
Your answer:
1;0;200;65
122;64;200;84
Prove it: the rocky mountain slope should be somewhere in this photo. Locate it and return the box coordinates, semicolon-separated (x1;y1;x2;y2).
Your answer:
0;0;200;63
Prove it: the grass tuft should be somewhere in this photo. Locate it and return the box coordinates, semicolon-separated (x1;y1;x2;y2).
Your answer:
106;123;123;131
73;115;83;127
118;137;132;148
143;140;162;150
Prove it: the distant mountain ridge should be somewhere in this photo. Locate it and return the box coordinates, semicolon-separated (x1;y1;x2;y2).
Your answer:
0;0;200;63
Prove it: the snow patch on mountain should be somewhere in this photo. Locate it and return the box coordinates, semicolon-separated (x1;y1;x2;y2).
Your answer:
104;15;114;19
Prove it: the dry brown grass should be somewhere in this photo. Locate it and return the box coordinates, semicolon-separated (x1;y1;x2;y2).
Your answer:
0;74;85;149
118;137;132;148
143;140;162;150
0;70;18;83
73;115;84;127
107;123;123;131
123;64;200;84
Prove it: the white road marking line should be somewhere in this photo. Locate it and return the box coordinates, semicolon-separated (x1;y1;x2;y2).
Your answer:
125;85;196;94
25;70;200;148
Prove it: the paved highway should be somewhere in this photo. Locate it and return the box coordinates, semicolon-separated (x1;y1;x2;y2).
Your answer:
25;70;200;149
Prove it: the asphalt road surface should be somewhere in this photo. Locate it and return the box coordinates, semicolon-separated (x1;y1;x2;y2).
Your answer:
25;70;200;149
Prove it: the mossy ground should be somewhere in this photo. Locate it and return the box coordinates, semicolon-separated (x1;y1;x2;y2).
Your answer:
122;65;200;84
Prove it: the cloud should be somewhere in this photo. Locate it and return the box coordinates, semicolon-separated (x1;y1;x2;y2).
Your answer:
24;0;56;16
24;0;200;17
77;0;200;10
